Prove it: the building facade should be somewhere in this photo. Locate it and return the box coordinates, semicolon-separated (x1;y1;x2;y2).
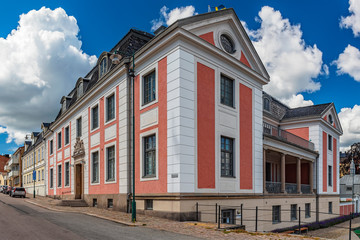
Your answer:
6;147;24;187
0;155;10;185
44;9;342;231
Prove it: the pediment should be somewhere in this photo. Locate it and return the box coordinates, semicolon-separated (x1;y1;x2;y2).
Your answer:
322;104;343;134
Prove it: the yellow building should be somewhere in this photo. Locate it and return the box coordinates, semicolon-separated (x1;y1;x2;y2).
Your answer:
7;147;24;187
22;124;48;196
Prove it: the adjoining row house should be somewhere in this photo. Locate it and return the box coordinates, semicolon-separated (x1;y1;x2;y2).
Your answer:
4;147;24;187
28;8;342;231
0;154;10;185
22;126;48;197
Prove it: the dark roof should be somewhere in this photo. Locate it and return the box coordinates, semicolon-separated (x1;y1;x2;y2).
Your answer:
283;103;331;119
42;122;51;128
33;132;40;137
23;132;44;156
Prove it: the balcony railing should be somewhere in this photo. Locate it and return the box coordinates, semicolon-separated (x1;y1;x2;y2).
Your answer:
8;170;19;178
4;165;10;171
263;122;315;151
266;182;312;194
8;157;19;166
285;183;297;194
301;184;312;194
266;182;281;193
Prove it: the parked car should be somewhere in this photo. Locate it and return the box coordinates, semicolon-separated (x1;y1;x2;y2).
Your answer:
0;186;4;193
10;187;26;198
2;186;8;194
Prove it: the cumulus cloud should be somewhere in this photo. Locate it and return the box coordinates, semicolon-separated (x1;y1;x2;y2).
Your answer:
244;6;325;107
333;44;360;81
151;5;197;31
339;105;360;150
0;7;97;145
340;0;360;37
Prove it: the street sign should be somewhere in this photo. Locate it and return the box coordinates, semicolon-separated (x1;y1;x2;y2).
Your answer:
33;170;36;180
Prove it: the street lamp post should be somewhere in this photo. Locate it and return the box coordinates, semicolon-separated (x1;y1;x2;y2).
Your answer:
110;50;136;222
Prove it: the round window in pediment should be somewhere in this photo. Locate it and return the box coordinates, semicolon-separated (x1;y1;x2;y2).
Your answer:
329;114;333;124
220;34;236;54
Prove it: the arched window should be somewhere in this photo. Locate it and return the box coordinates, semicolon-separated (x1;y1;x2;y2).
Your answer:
99;57;107;78
263;98;270;111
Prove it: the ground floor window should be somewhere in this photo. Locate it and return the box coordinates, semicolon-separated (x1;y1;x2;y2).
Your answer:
305;203;311;218
272;205;281;223
291;204;297;220
65;162;70;186
145;200;153;210
329;202;333;214
50;168;53;188
107;199;113;208
57;165;62;187
221;209;235;224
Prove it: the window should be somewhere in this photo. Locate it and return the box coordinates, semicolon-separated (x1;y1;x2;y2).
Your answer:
329;202;333;214
291;204;297;220
50;140;53;155
42;169;44;180
38;170;40;181
65;126;69;145
143;71;156;105
145;200;153;210
65;162;70;186
106;94;115;122
329;114;333;124
220;34;236;54
221;137;234;177
106;146;115;181
143;135;156;177
220;75;234;107
347;186;353;191
328;135;332;151
76;117;82;137
263;98;270;111
328;165;332;186
58;165;62;187
92;151;99;183
305;203;311;218
92;105;99;130
100;57;107;77
41;146;44;160
50;168;53;188
107;199;113;208
37;149;40;163
58;132;62;149
93;199;98;207
221;209;235;224
77;82;83;99
272;205;281;223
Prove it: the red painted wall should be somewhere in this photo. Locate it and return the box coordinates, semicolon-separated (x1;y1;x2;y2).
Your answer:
197;62;215;189
199;32;215;45
340;204;354;216
286;127;309;141
285;164;296;183
240;83;253;189
323;131;327;192
240;51;251;69
333;138;337;192
135;57;167;193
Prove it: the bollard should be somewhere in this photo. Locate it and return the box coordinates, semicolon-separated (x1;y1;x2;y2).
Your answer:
255;206;258;232
196;202;199;221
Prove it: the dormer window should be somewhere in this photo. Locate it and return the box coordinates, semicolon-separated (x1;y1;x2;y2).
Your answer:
264;98;270;111
77;81;83;99
329;114;333;124
99;57;108;78
62;101;66;112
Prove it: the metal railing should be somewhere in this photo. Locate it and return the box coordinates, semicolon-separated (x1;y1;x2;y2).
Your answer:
301;184;312;194
266;181;281;193
286;183;298;194
263;122;315;151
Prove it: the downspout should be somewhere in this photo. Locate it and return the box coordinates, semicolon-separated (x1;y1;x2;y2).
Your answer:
316;156;319;223
125;59;132;213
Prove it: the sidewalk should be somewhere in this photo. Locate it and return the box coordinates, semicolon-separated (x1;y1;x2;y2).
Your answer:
25;195;317;240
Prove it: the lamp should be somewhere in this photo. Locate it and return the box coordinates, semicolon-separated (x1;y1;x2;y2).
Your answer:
109;51;122;65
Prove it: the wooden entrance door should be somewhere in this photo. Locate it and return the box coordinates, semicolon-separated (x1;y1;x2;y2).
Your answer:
75;164;83;199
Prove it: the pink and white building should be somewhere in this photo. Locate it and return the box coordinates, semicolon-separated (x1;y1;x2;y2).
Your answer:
45;9;342;231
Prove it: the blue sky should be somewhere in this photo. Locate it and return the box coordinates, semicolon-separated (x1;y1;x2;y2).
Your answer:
0;0;359;153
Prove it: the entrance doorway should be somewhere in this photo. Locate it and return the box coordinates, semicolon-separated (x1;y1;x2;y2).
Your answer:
75;164;83;199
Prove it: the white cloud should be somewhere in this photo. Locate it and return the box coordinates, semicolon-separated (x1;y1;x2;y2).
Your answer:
0;7;97;145
339;105;360;149
340;0;360;37
244;6;325;108
151;5;197;31
333;44;360;81
280;94;314;108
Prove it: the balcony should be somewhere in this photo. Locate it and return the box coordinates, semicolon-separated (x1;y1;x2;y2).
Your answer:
8;170;19;178
263;122;314;151
8;157;19;166
266;182;311;194
4;165;10;171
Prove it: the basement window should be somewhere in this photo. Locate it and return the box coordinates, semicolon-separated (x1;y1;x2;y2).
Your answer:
145;199;153;210
93;199;97;207
107;199;113;208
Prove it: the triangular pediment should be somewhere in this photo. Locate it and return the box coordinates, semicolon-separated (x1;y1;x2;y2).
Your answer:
321;104;343;134
179;9;269;82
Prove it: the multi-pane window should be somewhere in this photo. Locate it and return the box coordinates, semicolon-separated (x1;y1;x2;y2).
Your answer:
50;140;53;155
272;205;281;223
41;146;44;161
328;165;332;186
65;126;69;145
58;132;62;149
106;94;115;122
329;202;333;214
92;105;99;130
143;71;156;105
37;149;40;163
144;135;156;177
263;98;270;111
328;135;332;151
145;200;153;210
50;168;53;188
65;162;70;186
291;204;297;220
221;209;235;224
221;137;234;177
220;75;234;107
77;117;82;137
58;165;62;187
106;146;115;181
305;203;311;218
38;170;40;181
100;58;107;77
92;151;99;183
42;169;44;180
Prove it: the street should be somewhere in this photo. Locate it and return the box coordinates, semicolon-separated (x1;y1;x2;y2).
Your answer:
0;194;200;240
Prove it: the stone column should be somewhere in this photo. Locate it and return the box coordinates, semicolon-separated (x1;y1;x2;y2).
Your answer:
263;149;267;194
309;161;314;193
281;153;286;193
297;158;301;194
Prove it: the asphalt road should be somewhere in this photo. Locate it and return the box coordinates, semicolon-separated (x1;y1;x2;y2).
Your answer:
0;194;200;240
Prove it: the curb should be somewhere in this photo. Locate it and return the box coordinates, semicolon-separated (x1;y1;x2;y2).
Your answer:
25;200;138;227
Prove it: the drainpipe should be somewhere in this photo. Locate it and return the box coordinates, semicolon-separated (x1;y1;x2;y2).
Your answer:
316;156;319;223
125;59;132;213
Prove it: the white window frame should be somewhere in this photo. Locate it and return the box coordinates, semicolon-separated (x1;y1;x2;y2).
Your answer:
140;128;159;181
217;70;238;113
57;131;62;150
49;167;54;189
64;160;70;187
50;140;54;155
57;164;62;188
91;104;100;132
139;64;158;110
76;117;82;138
64;125;70;146
90;148;100;185
104;143;117;184
105;91;116;125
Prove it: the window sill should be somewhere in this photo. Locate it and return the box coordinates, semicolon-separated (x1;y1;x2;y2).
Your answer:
141;99;158;111
220;175;236;178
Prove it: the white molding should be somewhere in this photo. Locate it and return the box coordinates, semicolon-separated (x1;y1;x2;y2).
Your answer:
139;63;158;110
140;128;159;182
104;142;117;184
90;148;100;186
